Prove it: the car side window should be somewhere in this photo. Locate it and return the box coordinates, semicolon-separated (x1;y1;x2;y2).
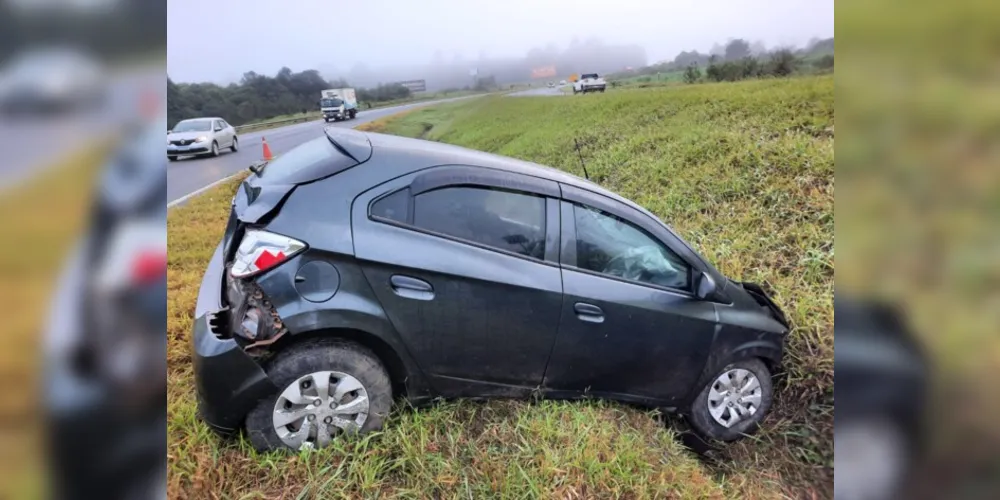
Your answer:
572;204;691;290
371;188;410;223
214;120;224;130
219;119;230;129
409;186;546;259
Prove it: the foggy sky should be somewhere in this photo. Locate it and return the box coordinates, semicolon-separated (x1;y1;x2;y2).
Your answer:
167;0;833;84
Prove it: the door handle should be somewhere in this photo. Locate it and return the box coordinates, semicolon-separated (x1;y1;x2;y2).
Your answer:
573;302;604;323
390;275;434;301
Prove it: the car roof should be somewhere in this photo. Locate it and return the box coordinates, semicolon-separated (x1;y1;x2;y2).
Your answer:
179;117;222;122
344;128;649;215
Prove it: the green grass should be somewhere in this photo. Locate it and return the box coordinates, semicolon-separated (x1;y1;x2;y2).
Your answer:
606;70;687;90
168;75;833;498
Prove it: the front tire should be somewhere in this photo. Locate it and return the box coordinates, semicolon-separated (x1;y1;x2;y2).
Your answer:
688;358;773;442
168;156;177;162
245;339;393;452
230;136;239;152
210;141;219;157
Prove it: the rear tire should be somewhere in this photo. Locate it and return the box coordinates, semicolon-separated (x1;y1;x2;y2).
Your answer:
245;339;393;452
688;358;773;442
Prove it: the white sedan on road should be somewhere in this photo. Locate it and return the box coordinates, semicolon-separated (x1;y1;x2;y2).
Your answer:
167;117;238;161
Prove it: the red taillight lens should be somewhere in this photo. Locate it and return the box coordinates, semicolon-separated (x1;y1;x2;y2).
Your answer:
230;229;306;278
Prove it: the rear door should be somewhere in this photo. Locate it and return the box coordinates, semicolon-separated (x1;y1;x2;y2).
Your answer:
351;166;563;397
219;119;235;144
217;119;234;147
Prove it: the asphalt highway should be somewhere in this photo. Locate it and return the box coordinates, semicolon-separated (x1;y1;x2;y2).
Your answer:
166;95;482;204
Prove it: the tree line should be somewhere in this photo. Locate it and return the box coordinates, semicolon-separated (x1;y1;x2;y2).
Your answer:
168;67;419;129
619;37;833;84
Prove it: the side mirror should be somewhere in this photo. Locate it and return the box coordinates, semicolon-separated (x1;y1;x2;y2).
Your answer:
695;271;719;301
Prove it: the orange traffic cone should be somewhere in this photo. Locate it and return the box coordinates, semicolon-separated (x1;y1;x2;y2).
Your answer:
261;136;274;161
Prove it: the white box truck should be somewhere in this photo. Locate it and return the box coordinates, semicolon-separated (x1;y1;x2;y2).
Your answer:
320;88;358;122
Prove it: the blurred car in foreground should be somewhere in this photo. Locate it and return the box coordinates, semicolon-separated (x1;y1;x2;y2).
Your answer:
192;127;790;452
45;108;167;500
167;117;238;161
0;47;106;115
834;294;929;500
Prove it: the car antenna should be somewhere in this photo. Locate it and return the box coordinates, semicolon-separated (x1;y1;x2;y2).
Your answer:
573;137;590;180
247;159;268;176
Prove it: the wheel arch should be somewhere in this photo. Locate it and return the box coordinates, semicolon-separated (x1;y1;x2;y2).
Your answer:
266;326;423;401
682;337;784;407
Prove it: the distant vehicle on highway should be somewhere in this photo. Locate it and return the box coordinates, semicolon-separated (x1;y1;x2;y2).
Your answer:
573;73;606;94
0;46;106;115
191;127;790;452
167;117;238;161
547;82;555;88
559;79;567;86
320;88;358;122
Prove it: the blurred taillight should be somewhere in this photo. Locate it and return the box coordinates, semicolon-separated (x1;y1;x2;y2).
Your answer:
130;249;167;285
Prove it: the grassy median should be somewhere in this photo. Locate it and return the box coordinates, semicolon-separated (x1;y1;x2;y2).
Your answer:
168;75;833;498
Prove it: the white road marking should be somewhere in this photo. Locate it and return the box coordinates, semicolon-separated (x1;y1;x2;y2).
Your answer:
166;172;242;208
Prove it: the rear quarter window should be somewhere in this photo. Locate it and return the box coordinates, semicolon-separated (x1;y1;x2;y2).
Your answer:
409;186;547;260
371;188;410;223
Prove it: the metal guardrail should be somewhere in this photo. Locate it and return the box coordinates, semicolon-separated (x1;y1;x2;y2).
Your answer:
234;115;318;133
231;92;492;134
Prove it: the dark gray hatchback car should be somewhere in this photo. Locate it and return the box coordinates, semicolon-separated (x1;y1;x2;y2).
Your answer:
192;127;790;451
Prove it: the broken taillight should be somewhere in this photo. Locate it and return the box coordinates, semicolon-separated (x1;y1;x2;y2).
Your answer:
230;229;306;279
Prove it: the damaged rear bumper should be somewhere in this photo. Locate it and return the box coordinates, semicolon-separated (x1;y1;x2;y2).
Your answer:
191;242;278;434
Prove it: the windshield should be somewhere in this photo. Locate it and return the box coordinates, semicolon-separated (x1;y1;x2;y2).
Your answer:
171;120;212;133
320;98;343;108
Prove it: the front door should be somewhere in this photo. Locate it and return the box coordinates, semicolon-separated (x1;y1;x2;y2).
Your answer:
543;199;718;405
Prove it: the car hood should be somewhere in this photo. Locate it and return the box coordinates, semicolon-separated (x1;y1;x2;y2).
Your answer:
168;131;209;141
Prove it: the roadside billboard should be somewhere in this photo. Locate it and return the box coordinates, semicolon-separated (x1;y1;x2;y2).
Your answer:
396;79;427;92
531;66;557;79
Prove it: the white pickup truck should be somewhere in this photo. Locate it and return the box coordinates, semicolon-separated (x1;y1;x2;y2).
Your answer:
573;73;606;94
